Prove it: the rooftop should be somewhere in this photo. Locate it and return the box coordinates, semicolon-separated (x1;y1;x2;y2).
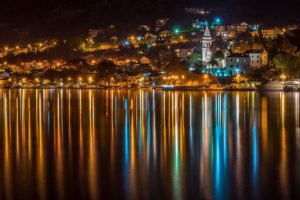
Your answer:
203;26;211;37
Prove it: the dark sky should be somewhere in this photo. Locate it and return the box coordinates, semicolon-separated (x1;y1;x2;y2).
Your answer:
0;0;299;30
1;0;299;14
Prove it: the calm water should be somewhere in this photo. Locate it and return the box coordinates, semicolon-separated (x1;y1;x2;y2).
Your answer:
0;89;300;200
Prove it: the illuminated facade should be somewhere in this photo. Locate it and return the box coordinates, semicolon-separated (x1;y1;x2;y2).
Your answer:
202;26;212;65
226;54;250;76
245;49;268;68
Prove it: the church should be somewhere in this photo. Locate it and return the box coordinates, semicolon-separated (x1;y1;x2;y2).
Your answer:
200;26;248;77
201;26;212;65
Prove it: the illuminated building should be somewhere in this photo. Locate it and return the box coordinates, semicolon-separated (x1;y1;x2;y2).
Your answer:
192;20;208;29
175;48;194;61
159;30;172;38
202;26;212;65
226;22;248;33
226;54;250;76
245;49;268;68
155;18;168;31
261;28;282;38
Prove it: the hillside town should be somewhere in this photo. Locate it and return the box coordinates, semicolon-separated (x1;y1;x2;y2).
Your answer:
0;17;300;91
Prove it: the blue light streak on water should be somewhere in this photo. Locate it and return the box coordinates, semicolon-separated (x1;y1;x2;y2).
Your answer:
124;99;129;164
48;111;51;133
152;91;157;161
189;94;194;159
223;94;228;169
214;94;222;199
123;98;130;197
252;121;259;195
213;93;229;200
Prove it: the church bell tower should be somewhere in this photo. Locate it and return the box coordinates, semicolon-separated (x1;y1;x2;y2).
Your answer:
202;26;212;65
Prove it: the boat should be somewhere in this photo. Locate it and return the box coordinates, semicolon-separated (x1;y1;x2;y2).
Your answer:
256;81;284;91
283;79;300;91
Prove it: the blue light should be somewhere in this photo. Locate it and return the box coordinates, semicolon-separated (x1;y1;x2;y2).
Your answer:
162;85;175;88
215;17;222;25
123;40;130;46
174;28;180;34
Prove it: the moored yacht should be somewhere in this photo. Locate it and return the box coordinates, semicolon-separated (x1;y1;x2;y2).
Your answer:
283;79;300;91
256;81;285;91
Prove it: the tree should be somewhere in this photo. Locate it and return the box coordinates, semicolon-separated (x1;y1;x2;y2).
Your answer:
164;56;187;72
69;36;85;50
95;60;117;79
273;53;300;77
189;46;203;70
285;29;300;51
236;31;253;42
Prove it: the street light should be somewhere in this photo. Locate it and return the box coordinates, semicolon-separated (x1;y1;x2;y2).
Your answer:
215;17;222;25
88;76;94;83
280;73;287;80
236;74;241;85
173;28;180;35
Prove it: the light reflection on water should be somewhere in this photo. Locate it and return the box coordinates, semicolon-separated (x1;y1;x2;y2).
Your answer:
0;89;300;200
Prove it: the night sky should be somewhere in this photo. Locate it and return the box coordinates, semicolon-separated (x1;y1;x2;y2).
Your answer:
1;0;299;16
0;0;299;37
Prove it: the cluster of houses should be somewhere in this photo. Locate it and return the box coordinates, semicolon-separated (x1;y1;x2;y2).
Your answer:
177;25;269;77
0;18;298;84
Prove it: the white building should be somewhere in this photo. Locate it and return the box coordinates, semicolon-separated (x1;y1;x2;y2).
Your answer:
247;50;262;68
202;26;212;65
245;50;268;68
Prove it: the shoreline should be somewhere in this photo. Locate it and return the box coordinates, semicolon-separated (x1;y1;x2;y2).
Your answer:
0;86;299;92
